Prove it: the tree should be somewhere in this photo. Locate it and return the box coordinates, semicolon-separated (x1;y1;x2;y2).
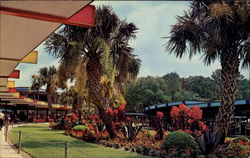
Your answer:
44;5;141;138
125;76;171;112
163;72;181;101
185;76;218;100
31;66;57;120
165;0;250;136
31;75;43;100
238;78;250;99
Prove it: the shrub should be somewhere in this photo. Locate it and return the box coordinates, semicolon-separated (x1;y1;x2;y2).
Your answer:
72;125;87;131
162;131;196;151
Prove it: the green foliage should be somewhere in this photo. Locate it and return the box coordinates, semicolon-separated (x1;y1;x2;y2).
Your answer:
125;70;249;112
162;131;196;150
72;125;87;131
125;76;171;112
232;136;249;143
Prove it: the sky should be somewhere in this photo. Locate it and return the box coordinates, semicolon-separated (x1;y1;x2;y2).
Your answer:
13;1;249;87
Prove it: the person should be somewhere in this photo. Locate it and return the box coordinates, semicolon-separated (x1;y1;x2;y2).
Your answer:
0;111;4;130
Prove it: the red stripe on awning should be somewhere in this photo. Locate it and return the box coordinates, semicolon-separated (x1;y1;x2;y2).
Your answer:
8;88;16;93
8;70;20;78
0;5;95;27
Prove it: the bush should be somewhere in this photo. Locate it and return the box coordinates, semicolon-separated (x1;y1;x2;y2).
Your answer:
162;131;196;150
72;125;87;131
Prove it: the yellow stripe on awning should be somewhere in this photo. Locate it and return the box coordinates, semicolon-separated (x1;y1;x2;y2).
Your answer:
21;51;38;64
0;78;8;87
7;81;15;88
13;92;20;98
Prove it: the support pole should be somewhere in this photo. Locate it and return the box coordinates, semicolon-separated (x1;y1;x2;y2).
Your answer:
64;142;69;158
18;131;22;154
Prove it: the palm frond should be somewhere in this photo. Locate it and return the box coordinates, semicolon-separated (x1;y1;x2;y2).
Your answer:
165;11;204;59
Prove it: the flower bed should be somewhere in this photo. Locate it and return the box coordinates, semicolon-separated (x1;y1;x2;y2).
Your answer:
98;130;164;157
49;104;250;158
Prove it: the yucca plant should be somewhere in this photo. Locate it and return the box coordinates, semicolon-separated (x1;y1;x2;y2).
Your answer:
195;126;224;155
121;121;144;142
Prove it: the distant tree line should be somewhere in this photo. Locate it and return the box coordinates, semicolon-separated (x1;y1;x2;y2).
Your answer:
125;69;250;112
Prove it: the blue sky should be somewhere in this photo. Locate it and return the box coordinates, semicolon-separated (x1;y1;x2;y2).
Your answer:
14;1;249;87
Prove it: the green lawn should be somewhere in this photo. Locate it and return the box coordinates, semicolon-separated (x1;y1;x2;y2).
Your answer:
9;124;151;158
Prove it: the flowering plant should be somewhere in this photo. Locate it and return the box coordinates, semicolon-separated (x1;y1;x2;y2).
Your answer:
170;104;208;135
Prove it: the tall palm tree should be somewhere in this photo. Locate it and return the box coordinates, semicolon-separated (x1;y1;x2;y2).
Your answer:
31;66;58;120
165;0;250;135
44;5;141;138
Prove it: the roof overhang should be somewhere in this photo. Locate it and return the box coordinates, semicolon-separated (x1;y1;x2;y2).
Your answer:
0;1;95;104
0;0;94;79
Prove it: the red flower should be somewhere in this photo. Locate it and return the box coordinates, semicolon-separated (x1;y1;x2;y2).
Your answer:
201;124;208;131
106;108;113;115
191;105;202;120
194;130;202;136
113;109;119;115
119;104;126;111
170;106;180;118
156;111;164;119
179;104;190;114
188;119;193;124
185;129;192;134
126;117;131;121
94;114;99;120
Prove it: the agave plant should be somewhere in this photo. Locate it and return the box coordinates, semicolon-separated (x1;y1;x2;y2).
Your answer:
195;126;224;155
121;121;144;142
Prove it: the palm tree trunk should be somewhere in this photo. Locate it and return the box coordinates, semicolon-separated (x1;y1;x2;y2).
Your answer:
47;93;55;121
86;55;116;138
216;49;240;136
37;89;39;100
72;101;78;114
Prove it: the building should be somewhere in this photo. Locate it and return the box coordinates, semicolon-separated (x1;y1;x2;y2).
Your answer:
144;99;250;136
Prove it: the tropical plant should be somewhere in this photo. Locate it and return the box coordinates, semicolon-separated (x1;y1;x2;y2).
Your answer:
165;0;250;136
31;66;58;120
60;86;83;115
170;104;208;135
154;111;164;140
44;5;141;138
195;126;223;155
121;120;144;142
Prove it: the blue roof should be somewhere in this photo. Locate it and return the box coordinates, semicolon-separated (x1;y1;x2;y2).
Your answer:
144;99;249;111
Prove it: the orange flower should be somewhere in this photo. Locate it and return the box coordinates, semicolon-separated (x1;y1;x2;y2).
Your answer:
156;111;164;119
119;104;126;111
113;109;119;115
106;108;113;115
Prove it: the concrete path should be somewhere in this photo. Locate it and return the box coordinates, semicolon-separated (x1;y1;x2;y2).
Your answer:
0;125;23;158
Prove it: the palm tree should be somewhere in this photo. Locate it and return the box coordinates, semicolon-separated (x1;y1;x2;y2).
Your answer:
44;5;141;138
31;75;43;100
60;86;81;114
165;0;250;135
31;66;58;120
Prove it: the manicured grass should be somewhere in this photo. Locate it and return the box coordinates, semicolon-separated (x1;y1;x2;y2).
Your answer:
9;124;151;158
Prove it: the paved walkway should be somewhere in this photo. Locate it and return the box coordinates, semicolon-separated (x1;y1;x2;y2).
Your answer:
0;125;23;158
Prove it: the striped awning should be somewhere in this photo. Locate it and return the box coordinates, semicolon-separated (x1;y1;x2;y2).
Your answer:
0;1;95;105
